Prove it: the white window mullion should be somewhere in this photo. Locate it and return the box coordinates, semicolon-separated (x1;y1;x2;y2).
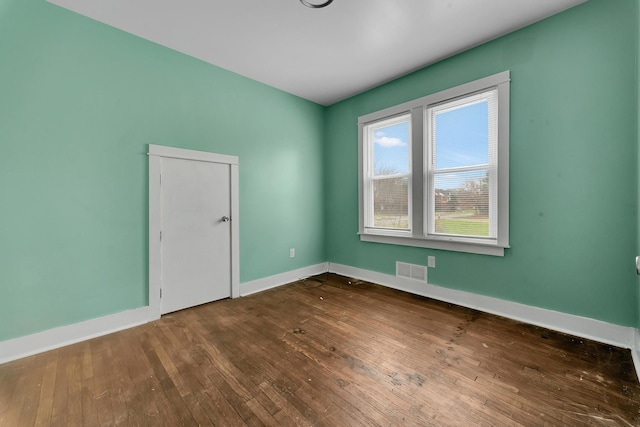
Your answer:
410;106;424;238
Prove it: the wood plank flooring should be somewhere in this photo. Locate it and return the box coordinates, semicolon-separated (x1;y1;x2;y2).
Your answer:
1;273;639;426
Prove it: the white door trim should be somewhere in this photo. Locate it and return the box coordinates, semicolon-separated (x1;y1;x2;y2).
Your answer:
148;144;240;321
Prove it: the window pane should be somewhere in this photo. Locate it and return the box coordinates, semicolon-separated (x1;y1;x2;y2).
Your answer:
373;177;409;229
372;119;410;177
434;170;490;237
434;100;489;170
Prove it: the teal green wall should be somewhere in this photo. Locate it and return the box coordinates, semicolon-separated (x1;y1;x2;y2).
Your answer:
637;0;640;331
325;0;639;327
0;0;325;341
2;0;639;344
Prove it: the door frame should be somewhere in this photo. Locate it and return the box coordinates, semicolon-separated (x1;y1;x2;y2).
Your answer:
148;144;240;320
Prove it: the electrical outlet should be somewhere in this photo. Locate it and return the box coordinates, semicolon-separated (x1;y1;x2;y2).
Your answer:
290;248;295;258
428;256;436;268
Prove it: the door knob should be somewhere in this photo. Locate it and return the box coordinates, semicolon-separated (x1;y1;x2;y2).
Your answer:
221;216;230;222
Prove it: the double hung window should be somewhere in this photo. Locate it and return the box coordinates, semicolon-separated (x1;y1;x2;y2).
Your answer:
363;113;412;233
358;71;510;256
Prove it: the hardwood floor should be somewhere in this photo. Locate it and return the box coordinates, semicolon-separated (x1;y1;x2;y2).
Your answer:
1;273;639;426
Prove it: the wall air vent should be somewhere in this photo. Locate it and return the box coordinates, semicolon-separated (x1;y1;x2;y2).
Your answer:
396;262;427;282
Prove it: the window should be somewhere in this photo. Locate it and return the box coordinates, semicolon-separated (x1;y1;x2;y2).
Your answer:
358;71;510;256
363;114;412;233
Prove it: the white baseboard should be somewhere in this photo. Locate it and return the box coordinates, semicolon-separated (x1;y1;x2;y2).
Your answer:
0;263;330;365
241;262;329;297
329;263;637;351
4;261;638;383
0;306;151;365
633;330;640;381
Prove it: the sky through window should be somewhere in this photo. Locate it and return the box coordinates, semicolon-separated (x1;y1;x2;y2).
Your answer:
373;121;409;175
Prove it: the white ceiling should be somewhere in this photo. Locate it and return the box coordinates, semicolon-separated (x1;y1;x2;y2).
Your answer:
47;0;587;106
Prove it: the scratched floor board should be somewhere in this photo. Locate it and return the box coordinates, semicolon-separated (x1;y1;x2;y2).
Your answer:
1;273;639;426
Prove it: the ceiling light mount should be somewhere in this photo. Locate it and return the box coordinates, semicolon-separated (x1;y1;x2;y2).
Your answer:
300;0;333;9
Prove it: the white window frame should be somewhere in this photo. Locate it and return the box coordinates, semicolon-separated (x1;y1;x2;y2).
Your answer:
362;113;413;236
358;71;510;256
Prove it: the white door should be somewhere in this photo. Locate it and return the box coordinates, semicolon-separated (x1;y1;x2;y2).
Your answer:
160;157;232;314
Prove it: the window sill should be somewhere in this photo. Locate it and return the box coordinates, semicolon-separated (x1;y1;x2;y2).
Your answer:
359;232;508;256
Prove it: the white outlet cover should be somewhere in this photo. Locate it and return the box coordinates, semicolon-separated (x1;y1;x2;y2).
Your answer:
428;256;436;268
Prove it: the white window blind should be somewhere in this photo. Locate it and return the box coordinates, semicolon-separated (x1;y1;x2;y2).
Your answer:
364;113;412;232
427;89;498;239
